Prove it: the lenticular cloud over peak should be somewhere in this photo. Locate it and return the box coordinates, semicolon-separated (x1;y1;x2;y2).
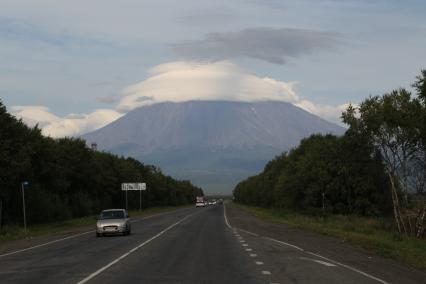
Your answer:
11;60;345;138
116;61;299;112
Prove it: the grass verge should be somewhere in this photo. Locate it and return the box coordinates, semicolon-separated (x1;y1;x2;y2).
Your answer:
0;205;190;245
231;202;426;269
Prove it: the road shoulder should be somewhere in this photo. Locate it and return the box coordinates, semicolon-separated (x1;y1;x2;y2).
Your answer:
225;203;426;284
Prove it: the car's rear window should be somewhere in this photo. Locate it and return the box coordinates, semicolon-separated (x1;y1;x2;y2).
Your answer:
100;210;125;219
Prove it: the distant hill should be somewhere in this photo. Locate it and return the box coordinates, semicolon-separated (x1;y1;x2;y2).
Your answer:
82;101;345;194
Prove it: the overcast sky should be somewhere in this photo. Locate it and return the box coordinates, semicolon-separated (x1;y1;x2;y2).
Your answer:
1;0;426;137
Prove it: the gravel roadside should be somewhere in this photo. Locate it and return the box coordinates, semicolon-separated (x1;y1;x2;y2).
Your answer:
225;203;426;284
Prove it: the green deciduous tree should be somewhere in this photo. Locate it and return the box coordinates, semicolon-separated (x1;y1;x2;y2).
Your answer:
234;133;391;217
0;100;203;227
342;71;426;237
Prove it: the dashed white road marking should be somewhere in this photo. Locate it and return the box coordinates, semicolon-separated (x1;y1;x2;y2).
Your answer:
245;248;253;252
242;243;248;247
240;240;246;243
250;253;257;257
223;204;390;284
262;271;272;275
255;261;264;265
76;213;193;284
299;257;336;267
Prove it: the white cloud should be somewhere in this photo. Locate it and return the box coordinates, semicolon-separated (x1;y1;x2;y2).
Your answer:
11;60;346;138
117;61;300;112
11;106;123;138
116;60;345;123
10;106;60;128
295;100;349;123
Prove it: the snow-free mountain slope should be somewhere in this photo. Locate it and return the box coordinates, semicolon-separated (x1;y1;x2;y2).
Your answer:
82;101;345;193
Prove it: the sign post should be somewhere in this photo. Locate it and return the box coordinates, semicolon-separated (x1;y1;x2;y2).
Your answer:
121;183;146;211
21;181;29;233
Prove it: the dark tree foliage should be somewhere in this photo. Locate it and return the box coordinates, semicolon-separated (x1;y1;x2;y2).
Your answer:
0;101;203;225
413;69;426;102
235;70;426;218
340;71;426;236
234;133;392;217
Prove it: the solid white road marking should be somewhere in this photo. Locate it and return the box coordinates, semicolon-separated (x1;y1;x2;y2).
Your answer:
223;205;232;229
0;231;93;258
255;261;264;265
299;257;336;267
0;207;192;259
222;204;389;284
262;271;271;275
76;214;193;284
238;228;259;237
306;251;389;284
314;260;336;267
262;236;304;252
130;209;184;224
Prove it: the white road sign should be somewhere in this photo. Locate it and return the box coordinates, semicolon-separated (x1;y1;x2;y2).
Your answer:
121;183;146;191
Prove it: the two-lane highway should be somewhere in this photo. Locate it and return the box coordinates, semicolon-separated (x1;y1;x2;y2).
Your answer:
0;206;264;283
86;205;263;284
1;204;424;283
0;207;200;283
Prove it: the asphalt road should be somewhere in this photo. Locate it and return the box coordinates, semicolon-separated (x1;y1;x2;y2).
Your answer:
0;204;423;283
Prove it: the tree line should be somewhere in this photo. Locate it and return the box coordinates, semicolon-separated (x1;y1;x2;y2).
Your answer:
234;70;426;238
0;102;203;227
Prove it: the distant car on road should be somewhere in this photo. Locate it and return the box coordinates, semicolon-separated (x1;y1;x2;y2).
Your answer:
96;209;131;237
196;196;206;207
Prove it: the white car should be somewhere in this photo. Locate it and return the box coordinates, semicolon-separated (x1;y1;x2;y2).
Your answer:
96;209;131;237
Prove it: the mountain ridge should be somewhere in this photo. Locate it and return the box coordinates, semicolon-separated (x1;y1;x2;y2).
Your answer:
82;100;345;193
